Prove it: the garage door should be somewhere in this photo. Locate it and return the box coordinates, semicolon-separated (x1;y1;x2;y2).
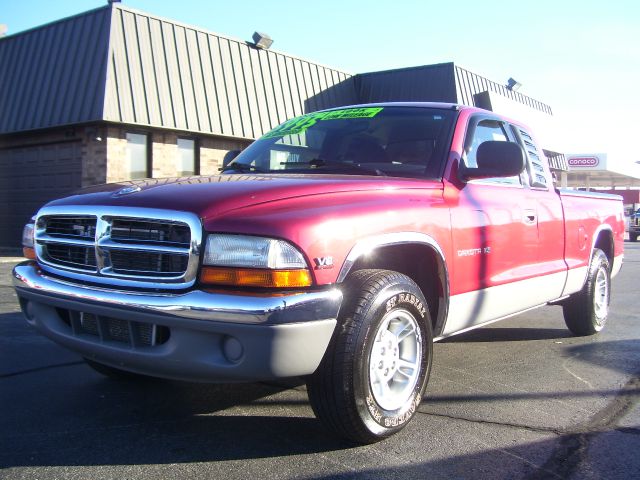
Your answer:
0;140;82;247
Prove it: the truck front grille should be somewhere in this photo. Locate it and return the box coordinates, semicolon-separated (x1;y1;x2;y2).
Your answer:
45;216;96;239
58;309;170;348
111;219;191;247
45;244;97;271
110;250;189;277
34;207;202;288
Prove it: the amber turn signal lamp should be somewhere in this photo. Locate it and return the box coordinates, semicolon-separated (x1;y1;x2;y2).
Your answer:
23;247;36;260
201;267;312;288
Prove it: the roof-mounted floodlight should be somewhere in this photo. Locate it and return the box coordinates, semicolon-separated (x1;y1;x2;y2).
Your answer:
506;78;522;91
252;31;273;50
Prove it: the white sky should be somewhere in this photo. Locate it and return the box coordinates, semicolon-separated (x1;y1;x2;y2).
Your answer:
2;0;639;168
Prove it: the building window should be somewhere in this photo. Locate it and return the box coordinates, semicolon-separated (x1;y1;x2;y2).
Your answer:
177;138;197;176
125;132;148;179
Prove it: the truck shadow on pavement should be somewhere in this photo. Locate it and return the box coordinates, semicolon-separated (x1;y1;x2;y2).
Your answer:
441;326;574;342
0;311;352;469
1;366;351;468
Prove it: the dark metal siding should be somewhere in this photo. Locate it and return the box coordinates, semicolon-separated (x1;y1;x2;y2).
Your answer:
354;63;553;116
104;6;356;138
454;65;552;114
355;63;458;104
0;7;111;134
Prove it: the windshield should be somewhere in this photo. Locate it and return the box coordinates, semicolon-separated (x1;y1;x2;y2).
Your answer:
224;106;456;178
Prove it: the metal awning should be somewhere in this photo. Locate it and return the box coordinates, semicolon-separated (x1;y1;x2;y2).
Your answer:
564;170;640;188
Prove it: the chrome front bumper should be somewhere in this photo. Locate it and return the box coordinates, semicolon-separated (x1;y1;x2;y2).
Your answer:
13;262;341;382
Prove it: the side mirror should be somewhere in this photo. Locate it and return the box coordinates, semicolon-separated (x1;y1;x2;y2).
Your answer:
222;150;241;168
461;141;525;181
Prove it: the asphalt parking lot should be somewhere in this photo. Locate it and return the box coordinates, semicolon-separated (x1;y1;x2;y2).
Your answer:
1;243;639;480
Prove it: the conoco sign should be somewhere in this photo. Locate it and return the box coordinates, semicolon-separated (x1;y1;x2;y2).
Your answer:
568;157;599;167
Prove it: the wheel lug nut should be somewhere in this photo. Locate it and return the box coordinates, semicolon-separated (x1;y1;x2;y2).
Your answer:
379;361;383;369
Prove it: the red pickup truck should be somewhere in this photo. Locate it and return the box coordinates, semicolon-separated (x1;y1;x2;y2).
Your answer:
13;103;624;443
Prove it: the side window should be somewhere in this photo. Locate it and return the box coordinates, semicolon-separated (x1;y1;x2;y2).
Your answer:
463;119;521;186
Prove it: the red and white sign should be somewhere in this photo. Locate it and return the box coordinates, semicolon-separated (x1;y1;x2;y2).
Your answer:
568;157;599;167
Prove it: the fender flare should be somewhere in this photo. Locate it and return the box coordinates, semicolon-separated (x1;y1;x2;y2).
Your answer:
336;232;450;336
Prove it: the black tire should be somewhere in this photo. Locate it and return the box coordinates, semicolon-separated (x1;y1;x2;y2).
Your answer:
563;249;611;336
84;358;148;380
630;233;638;242
307;269;433;444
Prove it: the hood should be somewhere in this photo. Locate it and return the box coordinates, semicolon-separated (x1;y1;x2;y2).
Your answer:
47;174;441;220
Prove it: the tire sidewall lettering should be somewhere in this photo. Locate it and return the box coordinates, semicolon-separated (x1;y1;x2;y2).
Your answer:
385;293;427;319
366;392;423;428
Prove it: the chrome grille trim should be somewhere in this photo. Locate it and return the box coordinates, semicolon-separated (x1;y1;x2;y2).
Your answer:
38;235;96;246
34;206;202;290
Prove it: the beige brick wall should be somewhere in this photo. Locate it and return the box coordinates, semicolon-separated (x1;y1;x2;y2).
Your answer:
81;126;107;186
150;131;178;178
103;127;251;181
1;126;252;187
200;137;250;175
105;127;129;183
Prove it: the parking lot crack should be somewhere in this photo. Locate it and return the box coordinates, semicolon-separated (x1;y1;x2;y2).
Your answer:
0;361;84;379
562;354;595;389
525;375;640;480
420;375;640;437
417;409;564;435
616;427;640;436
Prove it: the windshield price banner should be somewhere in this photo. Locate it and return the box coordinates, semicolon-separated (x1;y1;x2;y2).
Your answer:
262;107;384;139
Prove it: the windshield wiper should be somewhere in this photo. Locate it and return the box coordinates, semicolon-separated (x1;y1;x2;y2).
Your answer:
220;163;266;173
309;158;387;176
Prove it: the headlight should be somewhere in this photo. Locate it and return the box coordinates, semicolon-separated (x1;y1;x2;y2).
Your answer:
203;234;307;269
22;220;36;260
201;234;312;288
22;223;35;248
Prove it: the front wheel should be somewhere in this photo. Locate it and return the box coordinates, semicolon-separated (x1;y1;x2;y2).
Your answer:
307;269;433;444
563;249;611;336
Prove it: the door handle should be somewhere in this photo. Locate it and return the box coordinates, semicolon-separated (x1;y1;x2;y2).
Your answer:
524;209;537;224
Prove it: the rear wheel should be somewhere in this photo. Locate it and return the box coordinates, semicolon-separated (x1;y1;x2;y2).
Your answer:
630;233;638;242
307;269;433;444
563;249;610;336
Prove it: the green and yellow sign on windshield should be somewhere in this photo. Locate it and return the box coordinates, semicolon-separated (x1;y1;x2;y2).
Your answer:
262;107;384;139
